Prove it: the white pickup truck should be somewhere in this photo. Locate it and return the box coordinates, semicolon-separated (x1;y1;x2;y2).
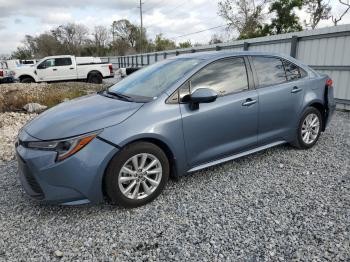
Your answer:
0;61;15;83
16;55;114;84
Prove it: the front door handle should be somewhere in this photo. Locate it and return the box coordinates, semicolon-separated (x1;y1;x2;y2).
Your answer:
291;86;302;93
242;98;257;106
70;67;75;70
52;68;57;71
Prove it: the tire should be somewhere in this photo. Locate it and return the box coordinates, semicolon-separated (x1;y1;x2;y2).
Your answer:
292;107;323;149
87;73;102;84
21;77;35;83
104;142;169;208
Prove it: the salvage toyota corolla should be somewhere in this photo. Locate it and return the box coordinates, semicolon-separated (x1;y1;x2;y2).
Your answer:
15;51;335;207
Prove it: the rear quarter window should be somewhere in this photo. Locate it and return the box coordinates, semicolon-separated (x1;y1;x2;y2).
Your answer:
282;59;307;81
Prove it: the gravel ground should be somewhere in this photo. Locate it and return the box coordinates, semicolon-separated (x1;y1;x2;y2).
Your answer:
0;111;349;261
0;112;37;164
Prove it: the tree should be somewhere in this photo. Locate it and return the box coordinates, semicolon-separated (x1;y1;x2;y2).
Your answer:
267;0;303;34
304;0;331;29
110;19;148;53
11;47;32;59
11;33;63;58
209;34;223;45
111;19;139;48
34;34;64;56
178;41;192;48
51;23;89;55
331;0;350;25
154;34;176;51
92;25;109;55
218;0;268;39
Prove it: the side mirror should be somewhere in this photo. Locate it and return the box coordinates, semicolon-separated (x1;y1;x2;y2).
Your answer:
184;88;217;110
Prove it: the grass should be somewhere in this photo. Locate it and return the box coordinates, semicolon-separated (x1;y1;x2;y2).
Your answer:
0;82;106;112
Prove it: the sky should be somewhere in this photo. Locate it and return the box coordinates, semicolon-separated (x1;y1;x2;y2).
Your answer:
0;0;349;55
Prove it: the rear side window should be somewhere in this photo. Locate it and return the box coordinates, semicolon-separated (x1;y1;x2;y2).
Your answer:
252;57;286;87
190;58;248;97
55;58;72;66
283;59;307;81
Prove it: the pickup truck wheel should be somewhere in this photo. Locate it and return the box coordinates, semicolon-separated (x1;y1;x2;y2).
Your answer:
88;73;102;84
21;77;35;83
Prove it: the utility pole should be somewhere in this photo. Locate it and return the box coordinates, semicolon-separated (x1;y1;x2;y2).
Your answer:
139;0;144;54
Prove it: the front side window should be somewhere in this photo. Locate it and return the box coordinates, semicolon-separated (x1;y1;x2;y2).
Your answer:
38;59;55;69
252;56;287;87
190;58;248;96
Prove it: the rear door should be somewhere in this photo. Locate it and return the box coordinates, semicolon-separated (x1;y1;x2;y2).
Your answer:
179;57;259;168
250;56;307;145
53;57;76;80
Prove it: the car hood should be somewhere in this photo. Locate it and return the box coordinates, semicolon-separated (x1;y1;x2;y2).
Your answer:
24;94;143;140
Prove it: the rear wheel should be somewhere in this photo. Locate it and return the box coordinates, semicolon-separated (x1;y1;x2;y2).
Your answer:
87;73;102;84
21;77;35;83
105;142;169;208
293;107;322;149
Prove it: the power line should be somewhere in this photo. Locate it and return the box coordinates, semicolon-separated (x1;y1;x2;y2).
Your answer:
143;0;163;13
169;24;227;40
160;0;188;15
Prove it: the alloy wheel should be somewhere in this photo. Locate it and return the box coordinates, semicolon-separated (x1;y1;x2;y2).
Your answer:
301;113;320;144
118;153;163;200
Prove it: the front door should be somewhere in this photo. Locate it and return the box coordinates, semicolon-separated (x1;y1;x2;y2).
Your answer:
179;57;258;168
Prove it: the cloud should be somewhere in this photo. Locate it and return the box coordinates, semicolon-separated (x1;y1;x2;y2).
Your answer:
14;18;22;24
0;0;346;54
41;13;74;24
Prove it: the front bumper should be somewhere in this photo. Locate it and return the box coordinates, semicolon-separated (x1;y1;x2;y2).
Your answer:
16;132;118;205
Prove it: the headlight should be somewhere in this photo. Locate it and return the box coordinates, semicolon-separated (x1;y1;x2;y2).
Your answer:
27;131;101;161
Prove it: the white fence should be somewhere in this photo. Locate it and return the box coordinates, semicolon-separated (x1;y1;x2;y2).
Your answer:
102;24;350;109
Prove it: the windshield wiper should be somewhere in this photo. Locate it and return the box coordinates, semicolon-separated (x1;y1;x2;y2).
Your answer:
105;91;134;102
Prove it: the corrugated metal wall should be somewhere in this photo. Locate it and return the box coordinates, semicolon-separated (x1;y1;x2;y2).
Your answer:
102;24;350;109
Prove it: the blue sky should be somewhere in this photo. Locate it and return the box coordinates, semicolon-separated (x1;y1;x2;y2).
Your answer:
0;0;349;55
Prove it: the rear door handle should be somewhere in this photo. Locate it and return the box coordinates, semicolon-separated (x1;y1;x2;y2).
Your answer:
52;68;57;71
70;67;75;70
291;86;302;93
242;98;257;106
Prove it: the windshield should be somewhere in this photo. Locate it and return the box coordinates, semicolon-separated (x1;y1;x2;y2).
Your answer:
108;58;203;101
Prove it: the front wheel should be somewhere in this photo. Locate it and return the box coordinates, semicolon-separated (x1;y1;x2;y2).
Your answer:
104;142;169;208
293;107;323;149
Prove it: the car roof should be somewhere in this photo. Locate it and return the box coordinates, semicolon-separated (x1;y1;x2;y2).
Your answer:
171;50;311;71
173;51;291;60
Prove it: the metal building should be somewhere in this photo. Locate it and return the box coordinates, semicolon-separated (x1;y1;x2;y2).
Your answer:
103;24;350;110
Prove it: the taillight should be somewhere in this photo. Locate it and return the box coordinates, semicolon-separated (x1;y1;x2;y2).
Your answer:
109;64;113;74
326;79;333;87
0;70;3;77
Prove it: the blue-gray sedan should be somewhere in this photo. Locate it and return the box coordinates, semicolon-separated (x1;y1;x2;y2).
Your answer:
16;51;336;207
